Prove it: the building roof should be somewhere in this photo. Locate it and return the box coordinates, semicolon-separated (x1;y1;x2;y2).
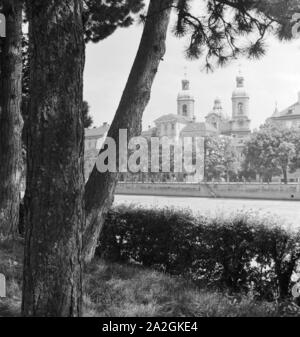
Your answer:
141;127;157;137
206;112;220;119
271;99;300;119
181;122;218;134
205;98;225;119
85;124;109;138
154;114;191;124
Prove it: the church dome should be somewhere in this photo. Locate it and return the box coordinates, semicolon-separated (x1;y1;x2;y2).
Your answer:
210;97;224;116
232;88;249;98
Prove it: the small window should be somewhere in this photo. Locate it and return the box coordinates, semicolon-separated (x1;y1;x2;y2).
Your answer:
182;104;188;116
172;123;175;130
238;103;243;114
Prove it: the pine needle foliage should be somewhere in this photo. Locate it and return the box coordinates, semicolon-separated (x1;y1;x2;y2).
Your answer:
83;0;145;43
170;0;300;70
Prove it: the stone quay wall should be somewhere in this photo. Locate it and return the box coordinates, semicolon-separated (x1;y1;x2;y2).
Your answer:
116;182;300;201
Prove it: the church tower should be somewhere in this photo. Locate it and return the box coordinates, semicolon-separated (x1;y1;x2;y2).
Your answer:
177;72;194;120
230;70;251;136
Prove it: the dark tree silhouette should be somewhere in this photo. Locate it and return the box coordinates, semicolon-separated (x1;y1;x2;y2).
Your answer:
22;0;85;316
173;0;299;70
83;0;145;42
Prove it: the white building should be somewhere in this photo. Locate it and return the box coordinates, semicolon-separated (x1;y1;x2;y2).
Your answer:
267;92;300;129
142;71;252;154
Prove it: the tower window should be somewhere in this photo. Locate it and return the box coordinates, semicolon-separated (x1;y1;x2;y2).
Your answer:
182;104;188;116
238;103;243;114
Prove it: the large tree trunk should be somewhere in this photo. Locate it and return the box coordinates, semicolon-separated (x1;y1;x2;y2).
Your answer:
0;0;23;238
22;1;85;317
83;0;173;263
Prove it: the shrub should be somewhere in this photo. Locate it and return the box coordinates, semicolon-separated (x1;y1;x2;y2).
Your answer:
96;205;300;301
190;212;258;293
97;205;198;274
253;220;300;300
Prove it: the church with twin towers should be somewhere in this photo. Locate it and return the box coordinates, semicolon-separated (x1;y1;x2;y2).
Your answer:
142;69;252;154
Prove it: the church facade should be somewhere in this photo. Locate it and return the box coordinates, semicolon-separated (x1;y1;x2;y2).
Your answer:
83;71;252;182
142;71;252;155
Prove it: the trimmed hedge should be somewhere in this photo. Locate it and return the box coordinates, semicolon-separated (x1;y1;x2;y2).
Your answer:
96;205;300;301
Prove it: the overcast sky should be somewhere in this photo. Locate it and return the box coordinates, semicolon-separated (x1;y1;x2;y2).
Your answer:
83;11;300;131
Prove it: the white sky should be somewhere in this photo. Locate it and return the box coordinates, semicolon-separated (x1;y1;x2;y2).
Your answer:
83;11;300;131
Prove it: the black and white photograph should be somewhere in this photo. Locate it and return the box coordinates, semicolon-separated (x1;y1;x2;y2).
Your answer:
1;0;300;323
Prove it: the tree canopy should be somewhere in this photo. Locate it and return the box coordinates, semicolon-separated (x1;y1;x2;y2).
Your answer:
205;136;239;181
243;125;300;183
83;0;145;43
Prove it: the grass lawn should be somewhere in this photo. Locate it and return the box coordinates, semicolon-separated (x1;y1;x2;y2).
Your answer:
0;239;298;317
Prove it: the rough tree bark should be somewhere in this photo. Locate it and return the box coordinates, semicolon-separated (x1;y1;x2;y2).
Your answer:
22;1;85;317
83;0;173;263
0;0;23;238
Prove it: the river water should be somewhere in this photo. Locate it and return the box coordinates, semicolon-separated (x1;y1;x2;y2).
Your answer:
114;194;300;230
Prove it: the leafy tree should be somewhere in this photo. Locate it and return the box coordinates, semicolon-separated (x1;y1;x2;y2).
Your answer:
222;136;240;182
205;137;224;181
243;125;300;183
205;136;239;182
277;141;296;184
289;134;300;174
243;128;280;182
